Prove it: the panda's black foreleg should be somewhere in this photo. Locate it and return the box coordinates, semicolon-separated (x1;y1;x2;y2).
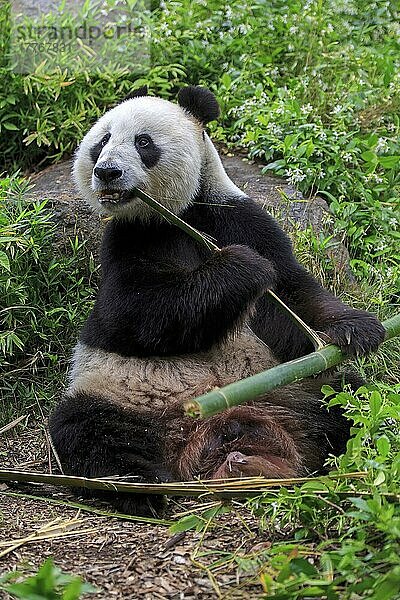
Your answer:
48;392;170;516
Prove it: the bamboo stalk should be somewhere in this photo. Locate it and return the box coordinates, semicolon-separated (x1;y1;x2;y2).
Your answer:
0;469;366;498
184;313;400;418
267;289;325;350
0;414;27;435
0;491;174;525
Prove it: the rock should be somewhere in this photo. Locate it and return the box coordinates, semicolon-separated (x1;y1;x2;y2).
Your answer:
30;160;104;253
223;154;332;233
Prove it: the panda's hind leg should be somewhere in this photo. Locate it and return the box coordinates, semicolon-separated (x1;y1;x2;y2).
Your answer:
173;406;305;481
48;392;171;516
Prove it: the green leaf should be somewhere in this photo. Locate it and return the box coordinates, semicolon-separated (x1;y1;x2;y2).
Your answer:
376;435;391;458
370;567;400;600
306;140;315;157
361;150;378;163
2;586;50;600
263;159;285;172
349;497;371;512
3;122;19;131
290;557;318;577
321;385;336;397
373;471;385;486
221;73;232;88
300;481;329;492
369;391;382;419
320;554;334;582
379;156;400;169
0;250;10;271
169;514;202;534
62;579;83;600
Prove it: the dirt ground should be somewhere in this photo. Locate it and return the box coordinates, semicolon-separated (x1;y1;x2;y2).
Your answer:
0;422;269;599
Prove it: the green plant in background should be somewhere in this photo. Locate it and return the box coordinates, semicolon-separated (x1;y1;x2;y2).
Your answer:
0;176;97;424
0;558;97;599
0;0;185;169
246;384;400;599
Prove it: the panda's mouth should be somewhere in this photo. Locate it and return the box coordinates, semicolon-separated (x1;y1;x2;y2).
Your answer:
97;189;137;205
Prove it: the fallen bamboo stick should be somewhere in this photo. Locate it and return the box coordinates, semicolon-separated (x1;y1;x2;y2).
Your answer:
0;469;367;498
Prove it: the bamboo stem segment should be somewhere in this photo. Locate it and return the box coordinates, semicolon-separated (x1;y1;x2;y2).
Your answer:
0;470;367;498
184;313;400;418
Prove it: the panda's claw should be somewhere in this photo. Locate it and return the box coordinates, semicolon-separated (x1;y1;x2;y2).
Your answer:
321;310;385;356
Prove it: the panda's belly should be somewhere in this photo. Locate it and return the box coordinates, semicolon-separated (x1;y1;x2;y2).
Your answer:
67;328;277;412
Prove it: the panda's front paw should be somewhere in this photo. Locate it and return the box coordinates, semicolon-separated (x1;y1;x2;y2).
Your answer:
218;245;276;290
321;309;385;356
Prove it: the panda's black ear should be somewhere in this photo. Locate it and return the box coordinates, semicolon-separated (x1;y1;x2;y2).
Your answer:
177;86;220;125
124;85;148;101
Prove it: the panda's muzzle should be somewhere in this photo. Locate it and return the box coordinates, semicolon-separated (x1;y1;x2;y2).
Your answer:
93;162;138;205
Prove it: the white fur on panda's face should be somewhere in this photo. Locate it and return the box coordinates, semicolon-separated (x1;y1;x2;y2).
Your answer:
73;96;204;220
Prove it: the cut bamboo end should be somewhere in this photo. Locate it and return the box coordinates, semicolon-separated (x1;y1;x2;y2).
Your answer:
183;401;201;418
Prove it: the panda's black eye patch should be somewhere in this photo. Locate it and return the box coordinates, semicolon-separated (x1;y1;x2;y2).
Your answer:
134;134;161;168
90;132;111;163
101;133;111;146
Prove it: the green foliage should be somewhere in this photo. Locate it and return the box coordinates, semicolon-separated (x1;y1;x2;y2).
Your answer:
0;176;96;423
0;558;97;599
0;0;185;168
245;384;400;599
169;503;232;534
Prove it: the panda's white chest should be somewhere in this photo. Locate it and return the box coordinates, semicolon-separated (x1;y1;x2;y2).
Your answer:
67;328;277;413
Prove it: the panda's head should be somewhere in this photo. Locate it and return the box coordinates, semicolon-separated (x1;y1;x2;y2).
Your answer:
73;85;221;221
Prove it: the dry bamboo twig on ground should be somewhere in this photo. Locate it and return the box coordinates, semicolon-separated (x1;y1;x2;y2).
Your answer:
0;516;96;559
0;469;367;498
0;415;27;436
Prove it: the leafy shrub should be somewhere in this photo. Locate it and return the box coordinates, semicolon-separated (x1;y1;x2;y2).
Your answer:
0;176;96;422
246;384;400;599
0;0;185;168
0;557;97;599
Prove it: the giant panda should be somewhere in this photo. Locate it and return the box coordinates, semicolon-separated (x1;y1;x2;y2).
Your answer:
49;86;385;515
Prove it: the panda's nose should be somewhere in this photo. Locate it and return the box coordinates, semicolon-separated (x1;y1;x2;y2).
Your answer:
94;164;123;182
